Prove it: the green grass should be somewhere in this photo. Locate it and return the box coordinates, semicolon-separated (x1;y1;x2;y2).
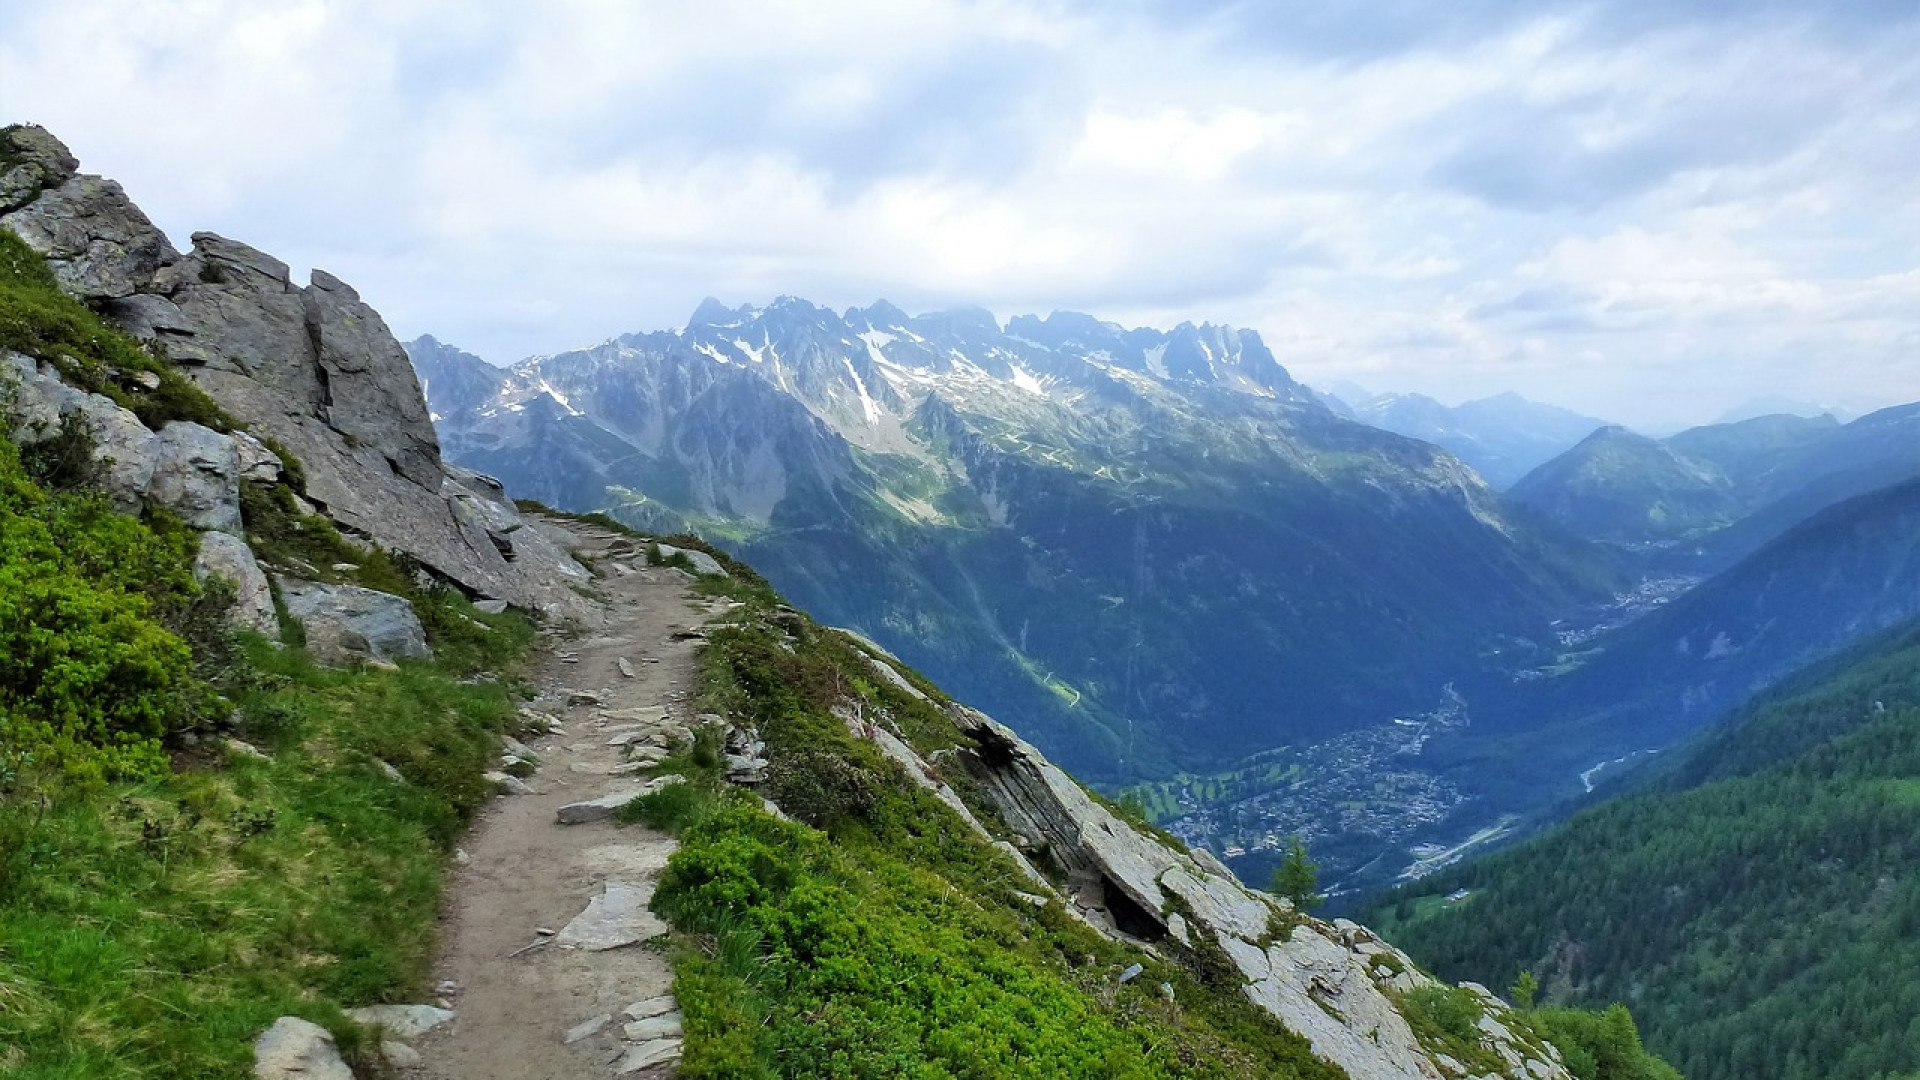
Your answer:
615;778;719;831
0;626;535;1078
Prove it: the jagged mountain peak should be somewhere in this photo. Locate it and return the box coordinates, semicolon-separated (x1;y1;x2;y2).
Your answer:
686;295;753;329
843;298;913;333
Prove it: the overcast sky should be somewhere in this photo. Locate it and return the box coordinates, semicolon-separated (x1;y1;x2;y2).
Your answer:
4;1;1916;429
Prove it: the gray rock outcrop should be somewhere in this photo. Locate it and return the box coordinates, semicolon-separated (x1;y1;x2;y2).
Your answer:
346;1004;455;1040
147;421;243;532
252;1016;353;1080
0;125;177;298
277;578;430;664
2;352;247;532
938;704;1572;1080
0;125;595;617
194;531;280;637
655;542;728;578
0;124;79;213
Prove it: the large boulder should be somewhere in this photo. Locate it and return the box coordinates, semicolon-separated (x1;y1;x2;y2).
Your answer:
148;421;242;533
277;578;430;665
193;531;279;637
0;127;177;299
0;124;78;213
252;1016;352;1080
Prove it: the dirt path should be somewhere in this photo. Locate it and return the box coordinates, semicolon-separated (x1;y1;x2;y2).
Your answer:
411;522;727;1079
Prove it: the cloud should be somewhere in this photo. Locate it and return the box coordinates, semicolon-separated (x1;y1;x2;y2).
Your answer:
1;0;1916;428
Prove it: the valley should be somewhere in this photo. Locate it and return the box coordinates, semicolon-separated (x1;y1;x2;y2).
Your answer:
411;302;1617;793
1143;687;1481;895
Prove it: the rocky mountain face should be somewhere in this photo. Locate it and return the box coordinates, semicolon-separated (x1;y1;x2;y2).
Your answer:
415;300;1614;781
1509;407;1920;565
0;125;591;618
1331;389;1608;489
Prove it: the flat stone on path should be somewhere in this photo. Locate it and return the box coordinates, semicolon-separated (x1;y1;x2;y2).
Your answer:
563;1013;612;1044
599;706;669;724
615;1038;684;1074
347;1004;456;1040
483;770;534;795
583;841;678;880
622;1013;682;1041
555;786;646;824
623;995;676;1020
555;881;668;951
569;760;649;776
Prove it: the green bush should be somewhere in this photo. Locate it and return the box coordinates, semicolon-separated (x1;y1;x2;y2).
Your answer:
0;438;221;783
1534;1005;1684;1080
1402;984;1484;1042
764;747;881;829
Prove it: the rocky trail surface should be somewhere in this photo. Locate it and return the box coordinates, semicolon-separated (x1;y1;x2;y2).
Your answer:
403;520;729;1079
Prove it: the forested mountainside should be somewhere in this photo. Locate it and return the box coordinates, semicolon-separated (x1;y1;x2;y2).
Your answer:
1370;617;1920;1080
1;121;1680;1080
411;302;1619;787
1423;474;1920;811
1509;406;1920;565
1329;389;1609;489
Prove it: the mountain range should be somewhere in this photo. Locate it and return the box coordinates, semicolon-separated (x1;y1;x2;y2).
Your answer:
1324;389;1610;489
411;301;1615;785
1509;406;1920;567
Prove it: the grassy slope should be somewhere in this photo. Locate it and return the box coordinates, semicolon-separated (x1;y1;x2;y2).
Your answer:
603;536;1353;1079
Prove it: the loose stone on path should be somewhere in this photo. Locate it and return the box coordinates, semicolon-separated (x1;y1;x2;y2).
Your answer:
555;881;669;951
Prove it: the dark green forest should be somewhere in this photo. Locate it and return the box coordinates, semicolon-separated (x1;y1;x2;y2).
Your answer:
1370;618;1920;1080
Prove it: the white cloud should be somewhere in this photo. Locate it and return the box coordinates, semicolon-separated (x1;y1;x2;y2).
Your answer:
1;0;1916;428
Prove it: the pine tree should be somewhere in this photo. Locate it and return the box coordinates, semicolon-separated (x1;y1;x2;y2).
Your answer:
1270;837;1323;910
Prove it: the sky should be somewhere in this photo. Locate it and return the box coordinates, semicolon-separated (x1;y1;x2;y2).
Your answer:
3;1;1917;430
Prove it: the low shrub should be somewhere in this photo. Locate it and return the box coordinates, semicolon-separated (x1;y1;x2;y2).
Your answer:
0;437;221;783
615;779;719;832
